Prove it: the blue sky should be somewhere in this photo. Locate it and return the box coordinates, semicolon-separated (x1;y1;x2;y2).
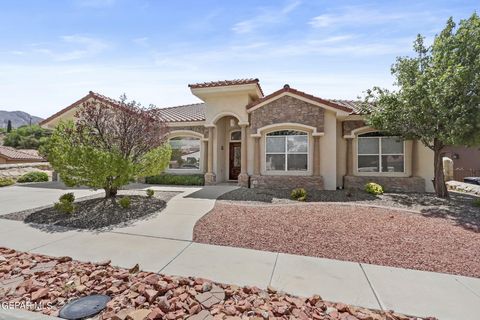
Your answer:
0;0;477;117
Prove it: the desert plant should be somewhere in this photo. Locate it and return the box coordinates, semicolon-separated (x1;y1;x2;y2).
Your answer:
291;188;307;201
59;192;75;203
0;177;15;187
365;182;384;195
17;171;49;183
45;94;171;198
118;196;131;209
146;189;155;198
145;174;204;186
54;199;75;214
473;198;480;207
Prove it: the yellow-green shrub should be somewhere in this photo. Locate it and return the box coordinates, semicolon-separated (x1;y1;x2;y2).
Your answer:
291;188;307;201
365;182;384;195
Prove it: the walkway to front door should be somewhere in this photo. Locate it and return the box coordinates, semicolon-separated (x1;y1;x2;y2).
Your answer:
229;142;241;180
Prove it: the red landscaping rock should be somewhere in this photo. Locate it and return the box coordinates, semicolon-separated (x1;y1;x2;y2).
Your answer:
0;247;436;320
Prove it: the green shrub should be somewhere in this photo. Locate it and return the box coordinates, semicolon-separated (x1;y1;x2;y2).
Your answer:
365;182;384;195
59;192;75;203
473;198;480;207
291;188;307;201
118;196;131;209
0;177;15;187
145;174;204;186
146;189;155;198
54;199;75;214
17;171;49;183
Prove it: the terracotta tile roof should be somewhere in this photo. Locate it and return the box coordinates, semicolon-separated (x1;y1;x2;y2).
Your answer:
328;100;365;114
157;103;206;122
188;78;264;96
0;146;45;161
246;85;354;113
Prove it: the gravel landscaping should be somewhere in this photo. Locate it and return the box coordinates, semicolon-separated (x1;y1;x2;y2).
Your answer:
217;188;480;231
194;202;480;278
1;190;179;230
0;247;434;320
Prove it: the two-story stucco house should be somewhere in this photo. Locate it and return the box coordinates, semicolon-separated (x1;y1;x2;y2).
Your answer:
40;78;434;192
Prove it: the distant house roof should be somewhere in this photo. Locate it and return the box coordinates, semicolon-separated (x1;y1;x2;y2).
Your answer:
188;78;264;97
0;146;45;161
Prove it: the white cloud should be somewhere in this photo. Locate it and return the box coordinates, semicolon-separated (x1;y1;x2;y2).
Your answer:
232;0;301;34
34;35;109;61
309;6;439;29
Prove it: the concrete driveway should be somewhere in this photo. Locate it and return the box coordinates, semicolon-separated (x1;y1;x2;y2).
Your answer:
0;182;101;216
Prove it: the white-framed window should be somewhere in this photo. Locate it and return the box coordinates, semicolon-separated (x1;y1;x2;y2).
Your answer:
230;130;241;141
357;133;404;173
169;136;201;170
266;130;308;171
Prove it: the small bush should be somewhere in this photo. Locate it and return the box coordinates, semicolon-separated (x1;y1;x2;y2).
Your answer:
59;192;75;203
146;189;155;198
17;171;49;183
365;182;384;195
291;188;307;201
118;196;131;209
54;199;75;214
0;177;15;187
473;198;480;207
145;174;204;186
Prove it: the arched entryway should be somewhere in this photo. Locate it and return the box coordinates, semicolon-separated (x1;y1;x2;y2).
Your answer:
204;113;249;186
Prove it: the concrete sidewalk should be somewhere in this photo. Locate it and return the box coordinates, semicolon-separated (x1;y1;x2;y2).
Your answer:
0;184;479;319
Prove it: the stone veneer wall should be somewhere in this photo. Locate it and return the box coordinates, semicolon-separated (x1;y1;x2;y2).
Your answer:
250;175;324;190
343;176;426;193
342;120;365;136
250;96;325;133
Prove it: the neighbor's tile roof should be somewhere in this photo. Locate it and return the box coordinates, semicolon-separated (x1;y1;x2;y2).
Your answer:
328;100;365;114
157;103;206;122
188;78;264;97
0;146;45;161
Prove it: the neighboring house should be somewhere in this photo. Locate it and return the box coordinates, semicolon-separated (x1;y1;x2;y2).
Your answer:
0;146;45;164
40;79;434;192
444;146;480;181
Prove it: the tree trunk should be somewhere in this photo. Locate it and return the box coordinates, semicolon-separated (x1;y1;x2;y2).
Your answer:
433;139;449;198
104;187;118;198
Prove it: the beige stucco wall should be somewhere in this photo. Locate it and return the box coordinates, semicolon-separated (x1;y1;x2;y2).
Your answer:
203;93;250;126
413;140;435;192
320;110;337;190
336;120;347;188
41;97;97;129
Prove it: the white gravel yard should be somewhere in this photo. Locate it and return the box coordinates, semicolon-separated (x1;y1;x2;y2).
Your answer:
194;200;480;278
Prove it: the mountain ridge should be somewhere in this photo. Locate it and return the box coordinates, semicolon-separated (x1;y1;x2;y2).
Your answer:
0;110;43;128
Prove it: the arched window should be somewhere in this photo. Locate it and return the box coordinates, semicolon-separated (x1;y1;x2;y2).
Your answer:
357;132;404;173
169;136;201;170
266;130;308;171
230;130;241;141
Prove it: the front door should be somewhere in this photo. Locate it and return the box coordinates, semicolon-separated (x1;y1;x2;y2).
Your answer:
229;142;241;180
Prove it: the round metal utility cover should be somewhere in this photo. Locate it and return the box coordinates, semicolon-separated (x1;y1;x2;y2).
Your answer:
59;295;110;320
